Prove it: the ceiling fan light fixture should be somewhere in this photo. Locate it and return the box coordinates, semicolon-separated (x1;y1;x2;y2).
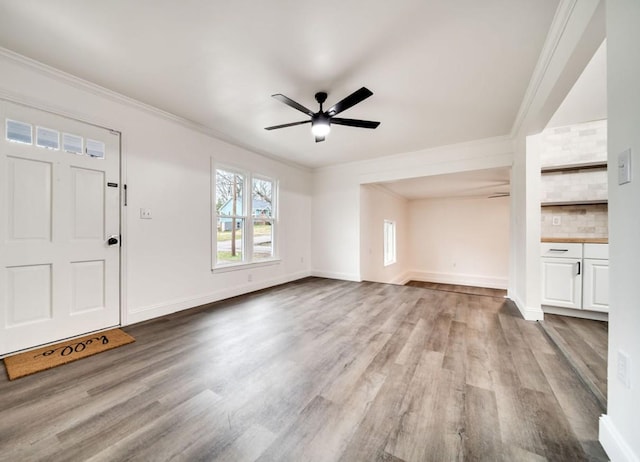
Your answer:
311;118;330;137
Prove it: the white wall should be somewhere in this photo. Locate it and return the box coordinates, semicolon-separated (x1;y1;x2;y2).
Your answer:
0;51;312;325
312;137;514;282
359;184;409;284
311;167;361;281
408;196;510;289
599;2;640;461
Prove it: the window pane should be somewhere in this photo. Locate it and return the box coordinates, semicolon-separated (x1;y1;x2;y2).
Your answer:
6;119;32;144
216;169;244;216
253;220;273;260
252;178;273;218
217;218;244;264
36;126;60;150
63;133;83;154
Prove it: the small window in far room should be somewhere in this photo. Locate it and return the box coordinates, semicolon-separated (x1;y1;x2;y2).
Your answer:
384;219;396;266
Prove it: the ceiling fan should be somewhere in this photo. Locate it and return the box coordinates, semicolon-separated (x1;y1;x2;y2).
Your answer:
488;192;510;199
264;87;380;142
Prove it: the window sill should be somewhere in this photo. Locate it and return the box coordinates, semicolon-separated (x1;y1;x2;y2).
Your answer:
212;258;281;274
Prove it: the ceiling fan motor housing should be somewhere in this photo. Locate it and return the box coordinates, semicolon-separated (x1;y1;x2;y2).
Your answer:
312;113;330;125
315;92;328;106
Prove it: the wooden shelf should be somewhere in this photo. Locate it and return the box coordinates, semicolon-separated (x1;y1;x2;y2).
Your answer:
541;200;608;207
541;161;607;174
542;237;608;244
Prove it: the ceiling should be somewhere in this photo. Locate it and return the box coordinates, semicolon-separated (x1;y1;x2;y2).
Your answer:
376;35;605;202
0;0;559;169
379;166;511;200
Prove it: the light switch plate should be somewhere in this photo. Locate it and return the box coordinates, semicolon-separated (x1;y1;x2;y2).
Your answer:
618;149;632;185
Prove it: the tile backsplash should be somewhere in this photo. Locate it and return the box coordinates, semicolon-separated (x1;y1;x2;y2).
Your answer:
540;169;608;203
541;205;608;239
540;119;608;240
540;120;607;167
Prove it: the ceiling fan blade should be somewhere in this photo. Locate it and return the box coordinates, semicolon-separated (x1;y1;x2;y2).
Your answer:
264;120;311;130
326;87;373;116
315;136;325;143
330;117;380;129
272;94;315;116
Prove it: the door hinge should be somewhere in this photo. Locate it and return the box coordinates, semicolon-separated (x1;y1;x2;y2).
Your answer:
123;184;127;206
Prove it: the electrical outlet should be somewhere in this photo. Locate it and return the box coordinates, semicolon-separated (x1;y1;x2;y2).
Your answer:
617;350;631;388
552;216;561;226
140;208;152;219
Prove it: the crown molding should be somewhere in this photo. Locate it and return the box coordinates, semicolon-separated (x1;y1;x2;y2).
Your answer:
315;133;514;176
0;47;310;173
364;183;410;202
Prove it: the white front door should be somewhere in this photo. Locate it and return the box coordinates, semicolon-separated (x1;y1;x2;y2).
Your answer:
0;101;121;355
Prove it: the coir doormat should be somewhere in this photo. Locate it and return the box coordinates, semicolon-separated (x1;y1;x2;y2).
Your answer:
3;328;135;381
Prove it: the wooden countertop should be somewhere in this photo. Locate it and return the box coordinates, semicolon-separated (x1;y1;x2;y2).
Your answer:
541;237;608;244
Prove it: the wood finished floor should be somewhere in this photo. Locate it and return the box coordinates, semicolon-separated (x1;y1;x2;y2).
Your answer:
405;280;507;298
0;278;607;461
539;313;608;411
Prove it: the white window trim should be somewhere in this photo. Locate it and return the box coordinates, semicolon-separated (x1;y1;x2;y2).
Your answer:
212;162;279;270
212;258;282;274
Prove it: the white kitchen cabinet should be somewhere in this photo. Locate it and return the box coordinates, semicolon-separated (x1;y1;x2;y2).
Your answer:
583;259;609;312
541;242;609;315
541;256;582;309
582;243;609;312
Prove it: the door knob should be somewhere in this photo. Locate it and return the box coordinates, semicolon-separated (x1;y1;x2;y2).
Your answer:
107;235;119;246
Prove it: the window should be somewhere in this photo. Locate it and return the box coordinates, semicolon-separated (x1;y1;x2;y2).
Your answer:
252;177;274;261
214;166;277;268
384;220;396;266
215;168;245;265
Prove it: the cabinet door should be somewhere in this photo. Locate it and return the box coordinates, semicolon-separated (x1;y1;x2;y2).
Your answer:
583;259;609;312
541;257;582;309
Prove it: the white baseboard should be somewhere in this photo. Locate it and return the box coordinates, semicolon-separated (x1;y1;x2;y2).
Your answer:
310;270;362;282
361;271;413;286
126;270;312;324
389;271;412;285
511;294;545;321
406;271;508;290
600;415;640;462
542;305;608;322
